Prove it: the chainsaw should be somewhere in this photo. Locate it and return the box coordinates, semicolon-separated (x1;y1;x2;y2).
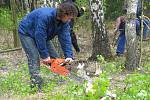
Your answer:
42;58;86;83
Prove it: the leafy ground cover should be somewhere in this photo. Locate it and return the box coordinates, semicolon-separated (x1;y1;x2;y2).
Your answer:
0;52;149;100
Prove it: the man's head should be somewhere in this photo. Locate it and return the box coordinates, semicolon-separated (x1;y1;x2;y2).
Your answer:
57;2;78;23
122;8;127;14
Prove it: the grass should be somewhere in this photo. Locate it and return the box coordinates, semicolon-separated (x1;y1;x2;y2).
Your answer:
0;54;149;99
0;8;13;30
0;59;7;68
0;63;30;97
117;73;150;100
0;62;110;99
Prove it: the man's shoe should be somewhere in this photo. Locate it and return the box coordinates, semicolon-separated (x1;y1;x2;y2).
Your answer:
30;83;36;89
38;84;42;93
143;38;149;41
116;53;124;57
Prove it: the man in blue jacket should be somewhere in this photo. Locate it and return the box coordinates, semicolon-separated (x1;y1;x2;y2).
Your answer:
18;2;78;92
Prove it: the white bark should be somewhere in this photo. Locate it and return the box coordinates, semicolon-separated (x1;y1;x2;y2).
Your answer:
125;0;139;69
89;0;112;59
89;0;104;29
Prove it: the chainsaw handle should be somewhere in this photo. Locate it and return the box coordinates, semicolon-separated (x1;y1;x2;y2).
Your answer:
60;62;68;66
42;61;51;66
42;59;55;66
42;58;70;76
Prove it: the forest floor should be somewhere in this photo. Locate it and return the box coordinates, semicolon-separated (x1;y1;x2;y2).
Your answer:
0;21;150;100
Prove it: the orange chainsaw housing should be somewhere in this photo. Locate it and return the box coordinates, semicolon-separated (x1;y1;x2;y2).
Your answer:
46;58;70;76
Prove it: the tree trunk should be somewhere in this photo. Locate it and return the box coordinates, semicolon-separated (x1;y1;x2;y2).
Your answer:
31;0;35;11
89;0;112;60
10;0;20;47
125;0;139;70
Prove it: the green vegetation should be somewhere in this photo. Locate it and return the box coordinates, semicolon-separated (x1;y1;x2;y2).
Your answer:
104;0;125;20
117;74;150;100
0;55;149;99
97;55;125;74
0;62;110;99
0;59;7;68
0;8;13;30
142;56;150;72
0;64;30;96
0;7;24;30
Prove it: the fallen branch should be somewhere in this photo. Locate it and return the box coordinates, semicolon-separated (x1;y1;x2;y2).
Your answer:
0;47;22;53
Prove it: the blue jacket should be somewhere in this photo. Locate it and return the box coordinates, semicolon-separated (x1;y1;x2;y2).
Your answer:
18;8;73;59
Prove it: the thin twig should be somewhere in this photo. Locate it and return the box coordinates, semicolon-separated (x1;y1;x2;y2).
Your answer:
139;0;144;66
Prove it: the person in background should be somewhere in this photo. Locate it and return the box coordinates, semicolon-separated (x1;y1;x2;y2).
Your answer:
114;9;127;56
114;0;150;56
114;9;140;56
18;2;78;92
63;0;85;52
136;15;150;40
136;0;150;40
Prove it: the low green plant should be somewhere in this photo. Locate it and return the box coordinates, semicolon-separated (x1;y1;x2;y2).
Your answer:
86;72;110;100
0;8;13;30
117;73;150;100
97;55;125;74
141;56;150;72
0;63;59;97
0;64;30;96
0;7;25;30
0;58;125;100
0;59;7;68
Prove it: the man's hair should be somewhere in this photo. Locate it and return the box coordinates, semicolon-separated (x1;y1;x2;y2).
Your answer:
57;2;78;18
65;0;76;2
122;8;127;14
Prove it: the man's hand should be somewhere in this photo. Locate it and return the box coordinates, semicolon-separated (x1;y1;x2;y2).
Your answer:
65;58;73;64
114;28;118;34
112;28;119;47
42;57;51;65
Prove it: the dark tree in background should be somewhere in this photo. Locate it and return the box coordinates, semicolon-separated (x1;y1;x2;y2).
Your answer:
11;0;20;47
104;0;124;20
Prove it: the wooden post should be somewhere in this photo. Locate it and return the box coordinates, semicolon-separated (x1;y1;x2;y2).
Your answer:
10;0;20;47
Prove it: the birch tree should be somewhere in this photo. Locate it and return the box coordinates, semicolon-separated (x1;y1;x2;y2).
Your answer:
125;0;139;70
89;0;112;60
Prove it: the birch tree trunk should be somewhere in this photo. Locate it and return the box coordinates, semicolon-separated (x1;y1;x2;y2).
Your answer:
125;0;139;70
89;0;112;60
